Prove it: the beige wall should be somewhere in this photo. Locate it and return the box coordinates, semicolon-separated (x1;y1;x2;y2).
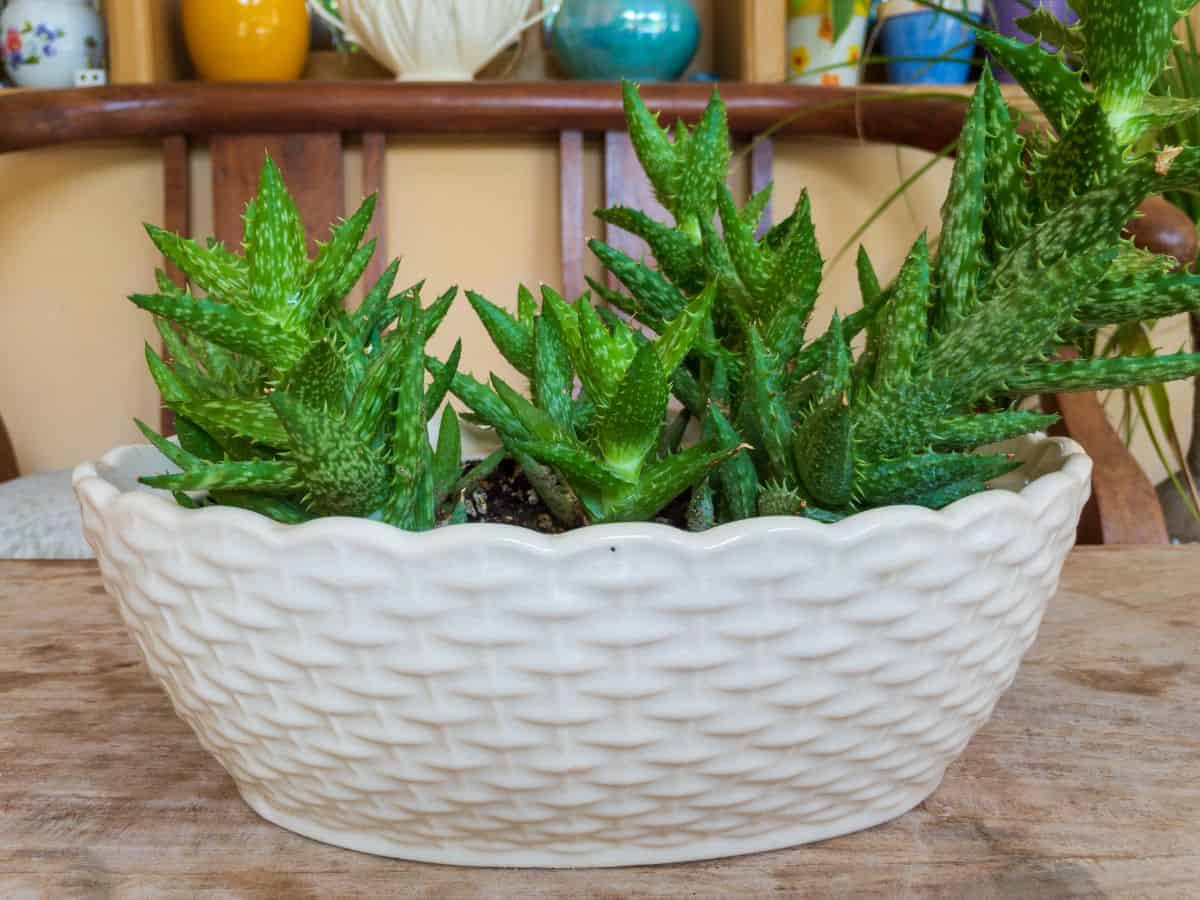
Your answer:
1;136;1191;485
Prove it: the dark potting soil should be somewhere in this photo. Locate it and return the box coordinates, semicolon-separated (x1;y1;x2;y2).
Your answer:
459;458;691;534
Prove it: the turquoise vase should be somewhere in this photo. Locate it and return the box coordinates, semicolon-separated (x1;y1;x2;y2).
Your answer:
547;0;701;82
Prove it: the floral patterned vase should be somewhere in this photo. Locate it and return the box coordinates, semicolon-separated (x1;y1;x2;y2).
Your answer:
788;0;870;87
1;0;104;89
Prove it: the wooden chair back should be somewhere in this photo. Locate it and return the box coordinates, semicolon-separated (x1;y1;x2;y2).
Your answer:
0;415;18;484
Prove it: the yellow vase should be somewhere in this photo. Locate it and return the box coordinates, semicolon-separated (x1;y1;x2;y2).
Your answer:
182;0;311;82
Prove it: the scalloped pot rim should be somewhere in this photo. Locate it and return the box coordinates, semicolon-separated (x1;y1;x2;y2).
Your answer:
73;434;1092;553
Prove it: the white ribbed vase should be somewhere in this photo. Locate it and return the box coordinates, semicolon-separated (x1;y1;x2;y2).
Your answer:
308;0;547;80
73;433;1090;868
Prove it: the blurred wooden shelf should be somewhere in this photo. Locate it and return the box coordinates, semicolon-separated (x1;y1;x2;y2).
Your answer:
0;80;1052;155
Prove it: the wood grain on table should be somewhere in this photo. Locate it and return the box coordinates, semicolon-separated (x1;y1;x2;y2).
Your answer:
1;548;1197;899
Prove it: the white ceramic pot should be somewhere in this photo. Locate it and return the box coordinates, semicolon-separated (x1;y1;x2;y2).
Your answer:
1;0;103;88
307;0;550;81
74;432;1090;867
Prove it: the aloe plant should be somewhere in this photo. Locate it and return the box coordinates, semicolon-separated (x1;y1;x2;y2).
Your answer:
128;0;1200;532
446;283;740;525
584;0;1200;527
132;157;493;530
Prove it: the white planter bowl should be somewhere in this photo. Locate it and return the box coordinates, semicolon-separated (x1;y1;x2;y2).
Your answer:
73;433;1090;868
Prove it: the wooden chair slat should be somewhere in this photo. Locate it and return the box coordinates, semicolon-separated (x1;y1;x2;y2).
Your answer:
361;131;388;295
559;129;586;301
211;132;344;251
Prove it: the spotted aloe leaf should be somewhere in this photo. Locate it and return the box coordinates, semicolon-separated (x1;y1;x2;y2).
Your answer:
540;285;582;354
656;281;717;375
145;225;249;308
429;357;525;438
716;185;771;310
856;245;884;361
622;79;682;215
492;375;564;443
686;480;715;531
467;290;534;377
594;441;739;524
134;418;202;472
857;452;1021;508
351;258;401;342
211;492;313;524
931;248;1118;404
1032;102;1126;213
432;405;463;508
387;307;435;530
766;191;823;359
989;161;1161;293
676;88;731;242
742;326;794;483
421;286;458;341
1015;9;1085;57
933;79;987;332
130;290;306;372
351;295;418;440
588;238;687;323
173;416;225;462
177;398;290;449
742;183;773;234
286;193;376;330
975;29;1090;134
595;206;706;293
596;343;669;481
1004;353;1200;394
509;439;631;492
794;392;853;510
815;314;851;404
979;66;1029;260
1115;96;1200;147
142;458;303;495
270;391;389;517
533;314;575;431
424;339;461;424
704;405;757;522
286;338;349;413
517;284;538;330
246;155;307;321
1075;270;1200;328
873;235;930;391
929;411;1061;450
1084;0;1177;125
906;478;991;511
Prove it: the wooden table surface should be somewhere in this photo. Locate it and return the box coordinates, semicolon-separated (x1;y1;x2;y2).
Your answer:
2;547;1197;899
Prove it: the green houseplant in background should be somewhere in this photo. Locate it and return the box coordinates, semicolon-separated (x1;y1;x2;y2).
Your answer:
1144;11;1200;540
981;0;1200;540
70;0;1200;867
